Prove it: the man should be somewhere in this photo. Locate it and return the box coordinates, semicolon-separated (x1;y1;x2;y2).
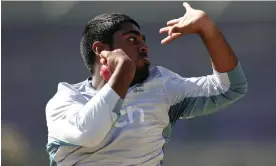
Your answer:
46;2;248;166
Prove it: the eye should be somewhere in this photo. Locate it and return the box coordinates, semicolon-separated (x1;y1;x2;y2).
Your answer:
128;36;137;42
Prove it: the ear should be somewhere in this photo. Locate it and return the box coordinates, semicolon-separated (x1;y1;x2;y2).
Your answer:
92;41;110;57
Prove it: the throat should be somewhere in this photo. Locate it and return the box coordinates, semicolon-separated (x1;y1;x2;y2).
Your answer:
91;75;106;90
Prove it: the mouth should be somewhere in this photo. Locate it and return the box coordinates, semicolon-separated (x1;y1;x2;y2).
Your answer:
139;56;148;60
139;57;150;65
138;53;148;59
138;55;148;59
138;52;150;64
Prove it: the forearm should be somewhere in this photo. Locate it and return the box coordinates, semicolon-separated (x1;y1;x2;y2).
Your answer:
199;18;238;73
47;83;122;147
75;84;122;146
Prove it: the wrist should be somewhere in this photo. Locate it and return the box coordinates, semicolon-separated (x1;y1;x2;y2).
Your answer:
197;18;220;39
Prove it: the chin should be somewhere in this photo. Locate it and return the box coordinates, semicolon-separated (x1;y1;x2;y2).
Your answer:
130;64;150;87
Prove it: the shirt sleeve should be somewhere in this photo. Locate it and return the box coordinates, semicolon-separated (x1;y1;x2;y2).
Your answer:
46;82;123;148
160;62;248;124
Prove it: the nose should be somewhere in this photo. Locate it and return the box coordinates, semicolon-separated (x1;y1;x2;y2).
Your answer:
139;44;148;53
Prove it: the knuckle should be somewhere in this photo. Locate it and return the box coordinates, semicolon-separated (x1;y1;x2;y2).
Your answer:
104;52;111;59
114;49;123;53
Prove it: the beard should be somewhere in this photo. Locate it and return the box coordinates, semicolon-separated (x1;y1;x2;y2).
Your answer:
130;63;150;87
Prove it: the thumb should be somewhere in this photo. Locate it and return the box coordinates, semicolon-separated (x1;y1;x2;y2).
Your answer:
183;2;192;11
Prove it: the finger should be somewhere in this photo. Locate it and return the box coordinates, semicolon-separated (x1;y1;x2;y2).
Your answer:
167;18;181;26
100;58;107;65
183;2;192;10
100;65;111;81
159;26;171;34
168;25;182;36
161;33;182;44
99;50;111;59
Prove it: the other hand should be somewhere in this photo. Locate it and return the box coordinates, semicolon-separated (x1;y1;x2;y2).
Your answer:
159;2;214;44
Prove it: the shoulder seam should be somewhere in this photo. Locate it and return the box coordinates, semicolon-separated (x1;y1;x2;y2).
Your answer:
157;66;173;107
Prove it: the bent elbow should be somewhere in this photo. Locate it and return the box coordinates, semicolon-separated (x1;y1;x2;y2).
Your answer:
228;81;248;101
241;82;248;95
237;80;248;96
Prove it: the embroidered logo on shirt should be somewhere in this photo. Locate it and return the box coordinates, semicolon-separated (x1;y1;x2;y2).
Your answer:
133;85;144;93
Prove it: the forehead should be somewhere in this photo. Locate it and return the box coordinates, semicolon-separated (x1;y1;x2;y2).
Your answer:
113;22;143;38
119;22;140;33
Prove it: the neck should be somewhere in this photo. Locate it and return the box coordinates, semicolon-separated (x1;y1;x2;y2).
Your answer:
91;73;106;90
91;65;107;90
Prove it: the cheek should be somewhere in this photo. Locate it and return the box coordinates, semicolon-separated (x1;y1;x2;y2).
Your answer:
120;48;139;61
128;52;139;61
113;41;139;60
126;47;140;60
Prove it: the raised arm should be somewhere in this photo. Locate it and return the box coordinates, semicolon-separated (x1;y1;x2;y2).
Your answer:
159;2;248;123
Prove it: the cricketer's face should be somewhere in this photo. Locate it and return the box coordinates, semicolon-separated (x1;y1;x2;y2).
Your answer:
112;22;150;86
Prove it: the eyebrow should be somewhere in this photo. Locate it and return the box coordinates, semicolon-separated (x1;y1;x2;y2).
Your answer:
121;30;146;41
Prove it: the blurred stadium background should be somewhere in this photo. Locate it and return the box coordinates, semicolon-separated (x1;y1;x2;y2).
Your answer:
2;1;276;166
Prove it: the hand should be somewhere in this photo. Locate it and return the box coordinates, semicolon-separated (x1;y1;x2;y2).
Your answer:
99;49;135;81
159;2;214;44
